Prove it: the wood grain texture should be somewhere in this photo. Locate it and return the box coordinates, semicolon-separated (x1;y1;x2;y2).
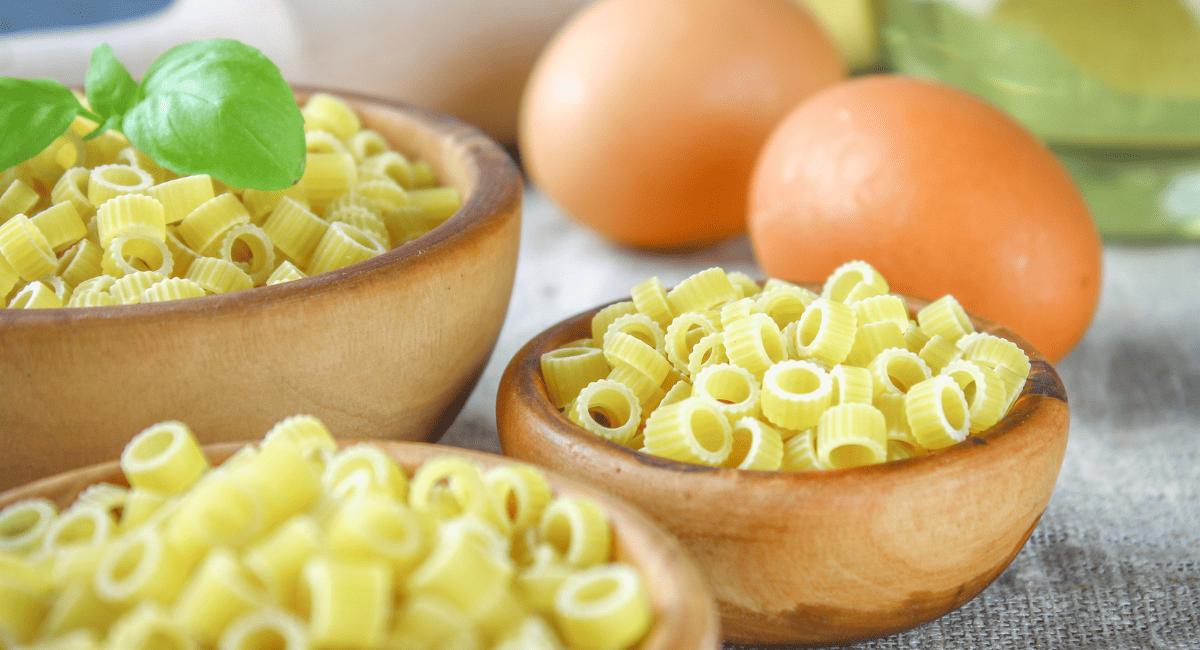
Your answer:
0;89;523;491
496;287;1070;645
0;440;721;650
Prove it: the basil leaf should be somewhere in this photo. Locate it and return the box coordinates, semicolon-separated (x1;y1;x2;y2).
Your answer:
121;38;305;190
85;43;138;122
0;78;86;170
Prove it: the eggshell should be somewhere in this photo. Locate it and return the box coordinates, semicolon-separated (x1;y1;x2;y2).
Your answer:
747;75;1103;362
520;0;845;250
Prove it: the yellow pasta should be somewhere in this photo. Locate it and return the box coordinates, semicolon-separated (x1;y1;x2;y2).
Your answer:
218;224;276;285
755;284;813;328
817;404;888;469
590;301;637;343
602;331;671;385
164;472;262;553
486;464;553;533
554;564;651;650
300;153;358;215
301;93;362;140
347;130;391;164
217;609;309;650
177;193;250;255
326;492;427;578
104;602;193;650
0;254;18;298
387;594;480;650
917;294;975;342
327;204;389;249
266;260;307;285
406;517;513;613
101;233;173;278
541;346;612;409
822;260;888;303
359;151;415;190
905;375;971;449
718;297;761;329
355;178;409;212
793;298;857;366
56;239;103;288
30;202;86;252
164;229;199;278
173;547;264;645
186;257;254;295
94;526;192;605
0;498;58;554
903;320;931;354
727;271;761;298
603;312;666;354
408;457;493;525
568;379;641;446
629;276;674;329
242;516;322;611
724;312;787;380
50;167;95;221
874;392;922;451
306;222;386;275
145;175;215;225
606;365;665;413
120;421;210;495
109;270;166;305
9;280;63;308
323;445;408;502
305;129;347;156
408;188;461;225
843;319;906;367
830;363;873;405
1;179;41;223
0;214;58;281
723;417;784;470
940;359;1008;433
867;347;932;396
302;556;393;650
259;197;328;269
918;334;964;374
692;363;761;422
642;396;732;466
663;310;721;373
114;146;174;186
539;496;611;568
665;267;738;314
240;185;309;224
760;360;833;431
780;428;822;470
685;331;727;378
86;164;152;207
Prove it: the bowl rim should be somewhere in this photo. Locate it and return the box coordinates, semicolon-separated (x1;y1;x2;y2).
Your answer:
0;85;522;326
500;283;1069;483
0;439;722;650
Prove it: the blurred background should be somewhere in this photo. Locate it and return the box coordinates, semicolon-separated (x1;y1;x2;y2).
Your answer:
4;0;1199;240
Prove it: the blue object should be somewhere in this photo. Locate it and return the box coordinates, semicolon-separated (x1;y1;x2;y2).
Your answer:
0;1;174;34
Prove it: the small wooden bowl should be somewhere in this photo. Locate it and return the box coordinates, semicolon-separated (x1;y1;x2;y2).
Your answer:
0;441;721;650
0;88;522;491
496;288;1070;645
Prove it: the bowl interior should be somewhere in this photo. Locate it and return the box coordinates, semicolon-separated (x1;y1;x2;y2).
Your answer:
0;440;720;650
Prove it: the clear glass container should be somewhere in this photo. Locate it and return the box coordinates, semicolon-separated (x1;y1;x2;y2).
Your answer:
880;0;1200;241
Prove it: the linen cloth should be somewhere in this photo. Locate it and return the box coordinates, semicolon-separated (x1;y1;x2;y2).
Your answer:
441;189;1200;649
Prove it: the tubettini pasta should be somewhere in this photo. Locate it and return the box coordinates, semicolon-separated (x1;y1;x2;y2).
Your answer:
0;416;653;650
541;262;1033;471
0;93;462;309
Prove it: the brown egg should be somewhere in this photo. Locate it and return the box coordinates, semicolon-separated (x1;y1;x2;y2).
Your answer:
520;0;845;250
748;75;1103;362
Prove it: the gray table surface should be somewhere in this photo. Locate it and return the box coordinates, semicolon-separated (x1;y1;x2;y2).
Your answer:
440;189;1200;649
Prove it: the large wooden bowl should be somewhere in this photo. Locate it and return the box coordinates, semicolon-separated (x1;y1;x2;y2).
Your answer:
0;89;522;491
0;440;721;650
496;288;1070;645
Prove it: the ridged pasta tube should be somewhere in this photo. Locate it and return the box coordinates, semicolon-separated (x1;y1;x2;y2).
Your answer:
903;320;931;354
844;320;906;367
569;379;641;445
146;175;215;225
120;421;209;495
86;164;152;207
241;186;309;224
724;313;787;379
602;331;670;385
956;332;1032;389
693;363;761;422
94;527;192;605
242;516;322;611
817;403;888;469
723;417;784;470
347;130;390;164
228;441;323;532
95;193;165;250
39;504;112;557
642;397;732;466
105;602;195;650
666;267;738;314
540;347;611;409
218;224;276;285
905;375;971;449
0;498;57;554
328;205;388;249
65;287;115;307
0;214;58;281
756;284;813;328
686;331;727;378
630;276;674;329
302;556;393;650
9;281;62;308
30;202;85;252
539;496;611;568
300;153;358;215
874;392;920;450
554;564;651;650
408;187;461;225
409;457;502;528
164;229;199;278
664;310;720;372
56;239;103;288
302;93;361;140
761;360;832;431
266;261;306;286
1;178;41;223
0;251;19;297
941;360;1008;433
186;257;253;295
261;197;328;269
917;294;975;342
822;260;888;303
109;270;165;304
173;547;264;645
177;193;250;255
406;518;514;611
322;445;409;502
305;129;347;156
39;581;116;641
218;609;309;650
603;313;665;354
262;414;337;464
793;298;856;366
307;222;385;275
590;301;637;343
719;297;761;329
780;428;822;470
358;151;414;190
918;334;964;374
102;234;172;278
164;473;263;553
830;364;873;405
853;294;909;328
868;348;932;396
355;178;409;212
486;464;553;533
387;595;480;650
727;271;761;298
326;493;428;578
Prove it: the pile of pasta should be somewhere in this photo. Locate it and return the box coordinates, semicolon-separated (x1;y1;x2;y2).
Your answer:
0;93;461;308
0;417;652;650
540;262;1032;470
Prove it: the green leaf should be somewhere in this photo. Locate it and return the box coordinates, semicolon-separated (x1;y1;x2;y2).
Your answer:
121;38;305;190
85;43;138;122
0;78;85;170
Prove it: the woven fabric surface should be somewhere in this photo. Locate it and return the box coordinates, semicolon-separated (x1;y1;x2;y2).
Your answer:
443;191;1200;649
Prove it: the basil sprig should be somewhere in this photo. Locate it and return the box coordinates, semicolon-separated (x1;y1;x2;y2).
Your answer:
0;39;305;191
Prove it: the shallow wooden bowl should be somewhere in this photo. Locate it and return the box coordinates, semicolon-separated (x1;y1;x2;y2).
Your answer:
496;288;1070;645
0;440;721;650
0;88;523;491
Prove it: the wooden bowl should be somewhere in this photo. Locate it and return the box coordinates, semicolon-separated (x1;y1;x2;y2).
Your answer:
496;287;1070;645
0;440;721;650
0;88;523;491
